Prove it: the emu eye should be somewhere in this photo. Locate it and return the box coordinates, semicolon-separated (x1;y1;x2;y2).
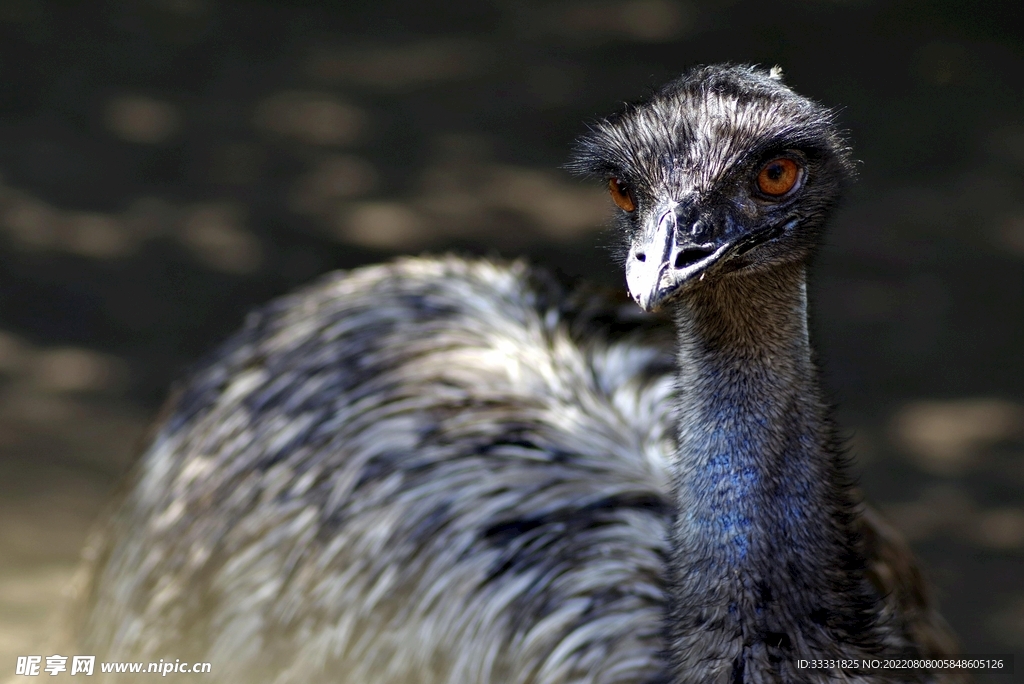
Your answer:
608;178;636;212
756;158;802;197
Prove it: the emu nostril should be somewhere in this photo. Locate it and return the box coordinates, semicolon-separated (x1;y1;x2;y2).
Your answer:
673;248;713;269
635;252;646;262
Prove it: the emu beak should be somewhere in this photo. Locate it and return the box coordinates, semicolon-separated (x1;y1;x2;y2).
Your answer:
625;205;794;312
624;206;730;312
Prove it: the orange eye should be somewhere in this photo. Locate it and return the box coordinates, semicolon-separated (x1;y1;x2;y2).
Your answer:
756;158;801;197
608;178;636;212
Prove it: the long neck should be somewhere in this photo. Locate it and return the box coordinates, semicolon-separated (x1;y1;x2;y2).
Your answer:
666;264;897;680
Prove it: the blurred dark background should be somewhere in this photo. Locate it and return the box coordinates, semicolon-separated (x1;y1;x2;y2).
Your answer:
0;0;1020;676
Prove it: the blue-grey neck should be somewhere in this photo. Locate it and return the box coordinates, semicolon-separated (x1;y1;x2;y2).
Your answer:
673;265;821;567
666;264;894;679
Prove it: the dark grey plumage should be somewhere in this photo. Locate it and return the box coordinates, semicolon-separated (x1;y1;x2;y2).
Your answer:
69;65;963;683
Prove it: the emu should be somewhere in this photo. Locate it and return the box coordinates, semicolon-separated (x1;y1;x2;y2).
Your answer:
70;65;963;683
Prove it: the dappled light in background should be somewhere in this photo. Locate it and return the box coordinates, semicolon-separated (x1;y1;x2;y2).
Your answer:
891;398;1024;475
288;155;378;215
180;202;262;274
340;201;427;250
0;0;1021;668
550;0;694;43
105;96;181;145
306;39;487;91
30;347;128;395
254;92;366;147
1;188;137;258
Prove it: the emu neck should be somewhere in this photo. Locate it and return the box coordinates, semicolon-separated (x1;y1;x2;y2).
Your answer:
667;264;879;672
672;264;823;564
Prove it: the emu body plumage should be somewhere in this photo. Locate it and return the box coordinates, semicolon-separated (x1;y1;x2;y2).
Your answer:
73;66;963;683
76;258;677;683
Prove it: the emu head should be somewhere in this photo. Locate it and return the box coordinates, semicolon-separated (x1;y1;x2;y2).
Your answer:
571;65;854;311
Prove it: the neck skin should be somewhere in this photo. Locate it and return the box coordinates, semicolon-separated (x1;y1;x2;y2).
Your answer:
665;263;893;679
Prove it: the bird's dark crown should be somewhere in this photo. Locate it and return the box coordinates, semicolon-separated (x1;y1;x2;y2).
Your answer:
570;64;855;311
